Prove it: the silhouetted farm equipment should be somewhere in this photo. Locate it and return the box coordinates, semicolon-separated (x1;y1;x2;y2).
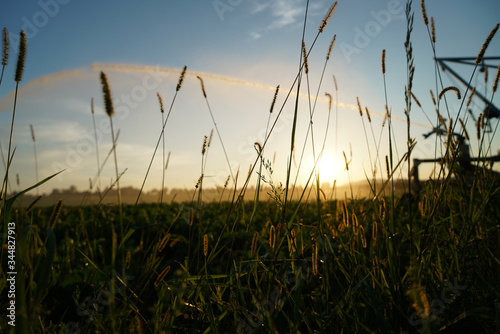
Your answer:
411;56;500;191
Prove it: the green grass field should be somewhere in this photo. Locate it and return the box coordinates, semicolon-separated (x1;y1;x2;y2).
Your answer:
2;191;500;333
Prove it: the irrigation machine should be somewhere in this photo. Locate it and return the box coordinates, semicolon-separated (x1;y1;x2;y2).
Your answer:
411;56;500;192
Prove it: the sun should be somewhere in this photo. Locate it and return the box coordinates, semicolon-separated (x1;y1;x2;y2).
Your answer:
317;153;341;184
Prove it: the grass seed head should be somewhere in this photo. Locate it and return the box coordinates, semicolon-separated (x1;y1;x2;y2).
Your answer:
476;113;483;140
269;225;276;249
158;232;171;252
359;225;366;248
30;124;35;142
430;89;436;106
325;92;332;111
343;151;349;171
100;71;114;117
411;92;422;109
251;232;259;256
330;225;337;238
112;231;118;252
408;282;430;318
157;93;165;113
254;142;263;154
197;76;207;98
15;30;26;83
319;1;337;33
436;110;446;129
356;97;363;117
176;65;187;92
154;266;171;287
438;86;461;100
385;155;390;179
476;23;499;65
290;229;297;253
381;49;386;75
365;107;371;123
493;63;500;93
342;200;349;227
270;85;279;114
202;135;208;155
332;74;338;91
312;242;319;275
420;0;429;26
2;28;9;66
125;251;131;269
208;129;214;147
302;40;309;74
382;105;390;127
203;234;209;257
169;238;180;247
419;194;428;216
326;34;336;60
49;200;63;229
446;118;453;150
162;310;171;327
165;151;171;170
195;175;203;188
380;198;386;221
26;195;42;213
466;87;476;107
352;212;359;235
430;17;436;43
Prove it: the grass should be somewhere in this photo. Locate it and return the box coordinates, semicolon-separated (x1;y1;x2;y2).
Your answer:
1;1;500;333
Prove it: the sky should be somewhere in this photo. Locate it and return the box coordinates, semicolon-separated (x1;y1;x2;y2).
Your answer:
0;0;499;197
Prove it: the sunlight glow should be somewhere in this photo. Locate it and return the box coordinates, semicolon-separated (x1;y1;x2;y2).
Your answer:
317;153;342;185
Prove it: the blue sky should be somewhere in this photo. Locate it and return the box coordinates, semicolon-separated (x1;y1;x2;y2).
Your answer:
0;0;499;196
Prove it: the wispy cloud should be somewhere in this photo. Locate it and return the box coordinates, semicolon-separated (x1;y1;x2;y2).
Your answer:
266;0;305;30
250;1;271;14
248;0;327;39
35;121;89;144
249;32;263;40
